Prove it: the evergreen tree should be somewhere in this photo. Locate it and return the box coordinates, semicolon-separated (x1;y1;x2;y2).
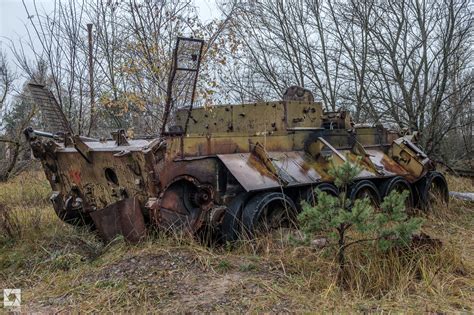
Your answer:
298;161;423;284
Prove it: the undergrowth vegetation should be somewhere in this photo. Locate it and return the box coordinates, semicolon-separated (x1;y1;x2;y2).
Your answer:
0;172;473;312
298;161;424;285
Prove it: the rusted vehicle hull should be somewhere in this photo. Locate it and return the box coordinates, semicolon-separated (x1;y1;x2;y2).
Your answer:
24;38;448;242
26;95;449;243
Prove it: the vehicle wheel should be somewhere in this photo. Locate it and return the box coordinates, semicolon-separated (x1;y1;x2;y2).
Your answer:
220;193;250;242
152;179;213;233
416;171;449;211
381;176;414;210
348;180;381;207
304;183;339;207
241;192;297;238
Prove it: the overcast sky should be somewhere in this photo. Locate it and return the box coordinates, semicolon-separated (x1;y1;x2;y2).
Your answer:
0;0;219;61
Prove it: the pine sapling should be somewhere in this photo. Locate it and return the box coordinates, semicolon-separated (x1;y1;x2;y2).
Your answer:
298;161;423;284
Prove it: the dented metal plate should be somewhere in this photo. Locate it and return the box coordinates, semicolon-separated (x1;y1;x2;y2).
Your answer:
218;149;411;192
90;197;146;243
218;151;322;191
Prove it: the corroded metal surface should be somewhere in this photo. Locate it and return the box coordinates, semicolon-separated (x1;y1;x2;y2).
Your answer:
217;151;323;191
26;94;441;241
25;38;446;242
89;197;146;243
27;83;72;134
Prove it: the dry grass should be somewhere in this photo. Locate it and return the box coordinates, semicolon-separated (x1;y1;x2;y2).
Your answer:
446;175;474;193
0;172;472;312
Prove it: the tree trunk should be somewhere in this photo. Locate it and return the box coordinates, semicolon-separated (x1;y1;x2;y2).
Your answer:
0;142;20;182
337;225;346;286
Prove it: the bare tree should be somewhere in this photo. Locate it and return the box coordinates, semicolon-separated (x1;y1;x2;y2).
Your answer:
219;0;473;163
0;98;36;181
9;0;231;137
10;0;90;135
218;0;346;110
0;50;15;111
0;58;43;181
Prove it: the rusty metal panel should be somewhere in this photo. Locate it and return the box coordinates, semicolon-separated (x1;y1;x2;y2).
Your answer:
158;158;218;190
271;151;322;182
54;148;151;210
180;133;305;157
366;149;409;177
217;151;323;191
90;197;146;243
59;139;152;152
175;105;234;135
27;83;72;134
356;125;389;145
389;138;431;181
232;102;286;134
285;101;323;129
218;153;279;191
176;101;325;136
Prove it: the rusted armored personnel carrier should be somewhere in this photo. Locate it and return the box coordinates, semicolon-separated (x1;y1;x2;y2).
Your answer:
25;38;448;243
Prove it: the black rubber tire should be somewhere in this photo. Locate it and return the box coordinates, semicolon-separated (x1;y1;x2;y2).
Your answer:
304;183;339;207
415;171;449;211
241;192;297;238
220;193;249;242
348;180;381;207
381;176;415;210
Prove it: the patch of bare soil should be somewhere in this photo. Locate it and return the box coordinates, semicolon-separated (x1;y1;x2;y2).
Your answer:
73;249;290;312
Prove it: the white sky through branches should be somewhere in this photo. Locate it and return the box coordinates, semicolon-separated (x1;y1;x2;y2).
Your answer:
0;0;219;67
